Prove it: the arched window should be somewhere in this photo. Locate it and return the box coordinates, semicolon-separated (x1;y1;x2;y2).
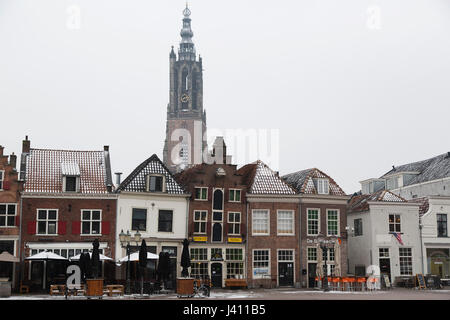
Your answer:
212;223;222;242
182;68;189;92
213;189;223;210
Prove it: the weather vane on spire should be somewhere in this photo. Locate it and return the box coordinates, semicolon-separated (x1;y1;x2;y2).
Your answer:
183;2;191;17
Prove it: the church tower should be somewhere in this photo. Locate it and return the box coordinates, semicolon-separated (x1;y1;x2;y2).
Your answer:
163;5;207;172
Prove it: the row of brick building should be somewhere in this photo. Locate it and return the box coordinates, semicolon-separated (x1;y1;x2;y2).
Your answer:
0;136;350;292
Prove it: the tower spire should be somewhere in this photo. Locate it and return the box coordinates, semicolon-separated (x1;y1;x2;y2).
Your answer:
179;3;195;61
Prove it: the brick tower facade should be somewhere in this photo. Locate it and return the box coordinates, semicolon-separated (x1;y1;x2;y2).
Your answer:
163;5;207;173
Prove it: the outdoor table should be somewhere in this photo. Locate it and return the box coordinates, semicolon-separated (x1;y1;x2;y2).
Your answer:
105;285;124;296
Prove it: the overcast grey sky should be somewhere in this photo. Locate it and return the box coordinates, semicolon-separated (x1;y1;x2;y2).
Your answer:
1;0;449;194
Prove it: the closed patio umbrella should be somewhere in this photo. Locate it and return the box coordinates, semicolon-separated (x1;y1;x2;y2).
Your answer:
0;251;19;263
138;240;148;295
91;239;100;279
181;239;190;278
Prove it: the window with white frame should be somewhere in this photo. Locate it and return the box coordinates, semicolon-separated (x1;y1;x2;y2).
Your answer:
226;248;243;261
322;247;335;262
307;247;317;261
252;210;269;235
278;250;294;261
327;210;339;236
227;212;241;235
229;189;241;202
191;262;208;278
226;262;244;279
307;209;320;235
194;187;208;200
253;249;270;278
147;175;164;192
399;248;413;275
64;176;78;192
190;248;208;261
0;204;16;227
81;210;101;235
37;209;58;235
193;210;207;234
379;248;389;258
0;170;4;190
316;179;329;195
277;210;294;235
389;214;401;232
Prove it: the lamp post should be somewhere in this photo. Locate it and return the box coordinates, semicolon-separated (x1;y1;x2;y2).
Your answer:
317;233;330;292
119;229;142;295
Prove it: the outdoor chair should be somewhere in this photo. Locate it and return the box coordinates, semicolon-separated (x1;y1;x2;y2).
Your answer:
331;277;341;291
19;281;30;294
356;277;366;291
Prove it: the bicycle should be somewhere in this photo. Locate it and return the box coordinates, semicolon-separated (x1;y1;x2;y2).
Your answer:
193;278;210;297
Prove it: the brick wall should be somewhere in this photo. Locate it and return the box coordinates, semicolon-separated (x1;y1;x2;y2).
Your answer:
247;201;300;288
21;197;117;258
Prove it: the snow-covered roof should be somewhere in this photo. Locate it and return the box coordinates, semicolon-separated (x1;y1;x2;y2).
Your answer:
282;168;346;196
347;190;406;213
117;154;187;194
237;161;297;195
23;148;112;194
381;152;450;186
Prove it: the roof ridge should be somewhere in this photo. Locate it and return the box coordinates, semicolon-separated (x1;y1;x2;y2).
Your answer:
31;148;104;153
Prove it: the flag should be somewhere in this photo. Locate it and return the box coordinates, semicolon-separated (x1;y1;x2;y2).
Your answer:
392;232;404;245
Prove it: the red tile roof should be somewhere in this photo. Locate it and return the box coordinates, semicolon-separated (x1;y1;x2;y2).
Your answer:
347;190;405;213
282;168;346;196
237;161;297;195
23;148;112;194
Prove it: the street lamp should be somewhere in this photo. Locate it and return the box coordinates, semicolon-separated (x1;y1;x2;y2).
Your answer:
317;233;331;292
119;229;142;295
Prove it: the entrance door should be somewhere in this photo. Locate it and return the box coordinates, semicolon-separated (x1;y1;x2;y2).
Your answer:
379;258;391;281
279;262;294;286
308;263;317;288
211;263;222;288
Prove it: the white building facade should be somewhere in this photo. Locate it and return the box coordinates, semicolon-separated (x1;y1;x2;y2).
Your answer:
115;154;190;290
347;190;422;285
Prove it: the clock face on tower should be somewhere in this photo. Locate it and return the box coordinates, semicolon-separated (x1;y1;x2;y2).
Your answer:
180;93;190;103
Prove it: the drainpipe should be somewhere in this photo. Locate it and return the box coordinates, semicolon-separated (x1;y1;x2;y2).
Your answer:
18;194;23;290
419;217;425;274
298;196;302;288
246;200;249;287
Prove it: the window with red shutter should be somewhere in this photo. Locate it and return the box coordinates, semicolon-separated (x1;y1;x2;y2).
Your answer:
72;221;81;235
101;221;110;235
58;221;66;235
27;221;36;235
15;215;20;227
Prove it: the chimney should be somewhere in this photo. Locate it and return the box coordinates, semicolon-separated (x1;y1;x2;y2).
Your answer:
22;136;30;153
0;145;3;156
9;153;17;169
104;145;109;152
115;172;122;186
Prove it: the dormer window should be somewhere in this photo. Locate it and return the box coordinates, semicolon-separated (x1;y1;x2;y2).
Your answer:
315;178;329;195
65;176;77;192
61;162;80;193
147;174;165;192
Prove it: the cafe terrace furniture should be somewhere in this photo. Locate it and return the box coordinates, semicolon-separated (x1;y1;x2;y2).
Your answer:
225;279;247;289
105;284;124;296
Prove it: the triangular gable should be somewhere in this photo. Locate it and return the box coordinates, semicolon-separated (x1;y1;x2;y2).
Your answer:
117;154;186;194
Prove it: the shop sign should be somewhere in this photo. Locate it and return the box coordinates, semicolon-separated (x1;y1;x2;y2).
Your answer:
228;237;242;243
193;236;208;242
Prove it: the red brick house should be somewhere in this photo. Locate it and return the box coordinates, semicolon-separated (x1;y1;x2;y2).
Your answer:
237;161;300;288
19;137;117;291
175;148;247;288
282;168;350;288
0;145;21;289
